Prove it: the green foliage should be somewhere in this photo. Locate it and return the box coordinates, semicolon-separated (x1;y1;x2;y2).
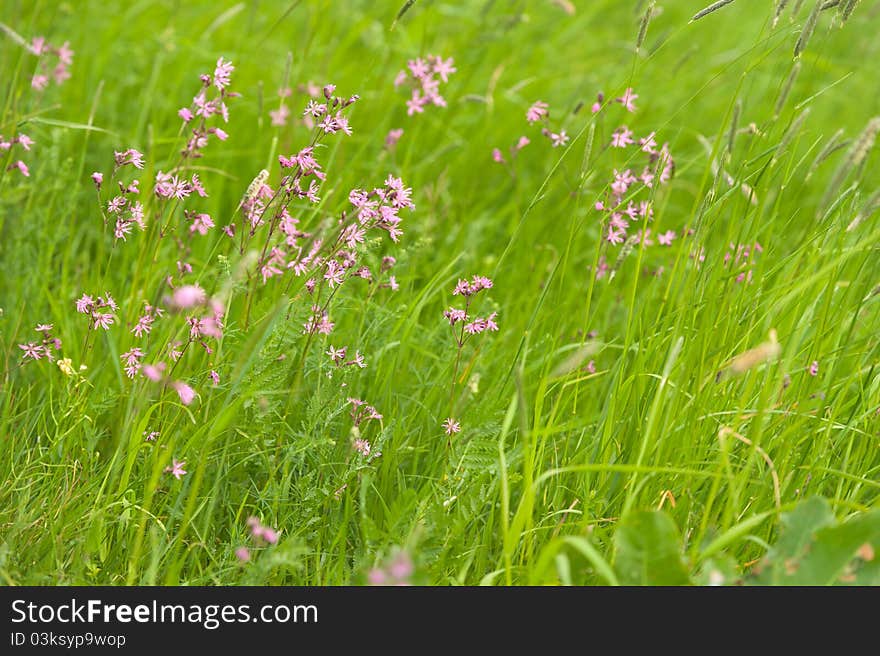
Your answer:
615;511;691;586
751;497;880;586
0;0;878;586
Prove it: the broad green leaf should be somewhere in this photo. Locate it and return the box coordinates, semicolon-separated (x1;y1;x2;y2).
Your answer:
753;498;880;585
615;511;691;586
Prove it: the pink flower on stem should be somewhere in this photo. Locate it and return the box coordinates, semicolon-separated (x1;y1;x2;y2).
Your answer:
213;57;234;91
170;285;206;310
141;363;166;382
442;418;461;435
189;213;214;235
639;131;658;153
611;127;634;148
269;104;290;126
19;343;44;360
164;458;187;480
247;517;279;545
809;361;819;377
526;100;549;124
114;148;145;169
616;88;638;113
92;313;115;330
549;130;569;148
15;134;34;150
172;381;196;405
432;56;456;82
10;161;29;177
353;438;373;457
385;128;404;149
657;230;676;246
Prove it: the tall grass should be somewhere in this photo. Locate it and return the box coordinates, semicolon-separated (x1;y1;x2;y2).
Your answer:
0;0;877;585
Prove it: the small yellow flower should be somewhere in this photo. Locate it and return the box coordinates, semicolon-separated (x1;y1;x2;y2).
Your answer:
57;358;75;376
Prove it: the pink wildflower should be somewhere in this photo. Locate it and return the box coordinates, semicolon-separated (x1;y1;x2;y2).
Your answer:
164;458;187;480
15;134;34;150
658;230;676;246
270;104;290;126
442;418;461;435
213;57;234;91
189;212;214;235
92;313;115;330
611;127;634;148
172;381;196;406
19;343;44;360
141;363;166;382
385;128;404;149
549;130;569;147
617;88;638;112
526;101;549;124
170;285;206;309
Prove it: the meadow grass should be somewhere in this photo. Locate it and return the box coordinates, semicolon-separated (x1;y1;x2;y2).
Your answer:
1;0;878;585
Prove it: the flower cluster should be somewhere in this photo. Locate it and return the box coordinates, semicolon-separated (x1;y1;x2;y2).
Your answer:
134;287;222;402
235;517;280;562
120;347;145;379
89;149;146;241
302;84;358;135
592;88;676;251
256;166;411;323
246;516;280;545
113;148;145;170
525;100;569;148
30;36;74;90
443;275;499;436
238;87;360;281
17;324;62;362
326;345;366;369
154;171;208;201
303;305;335;335
176;57;237;159
1;133;34;177
352;434;380;459
131;302;164;338
348;398;383;428
106;179;146;241
445;275;498;335
367;551;414;586
395;55;456;116
75;292;118;330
